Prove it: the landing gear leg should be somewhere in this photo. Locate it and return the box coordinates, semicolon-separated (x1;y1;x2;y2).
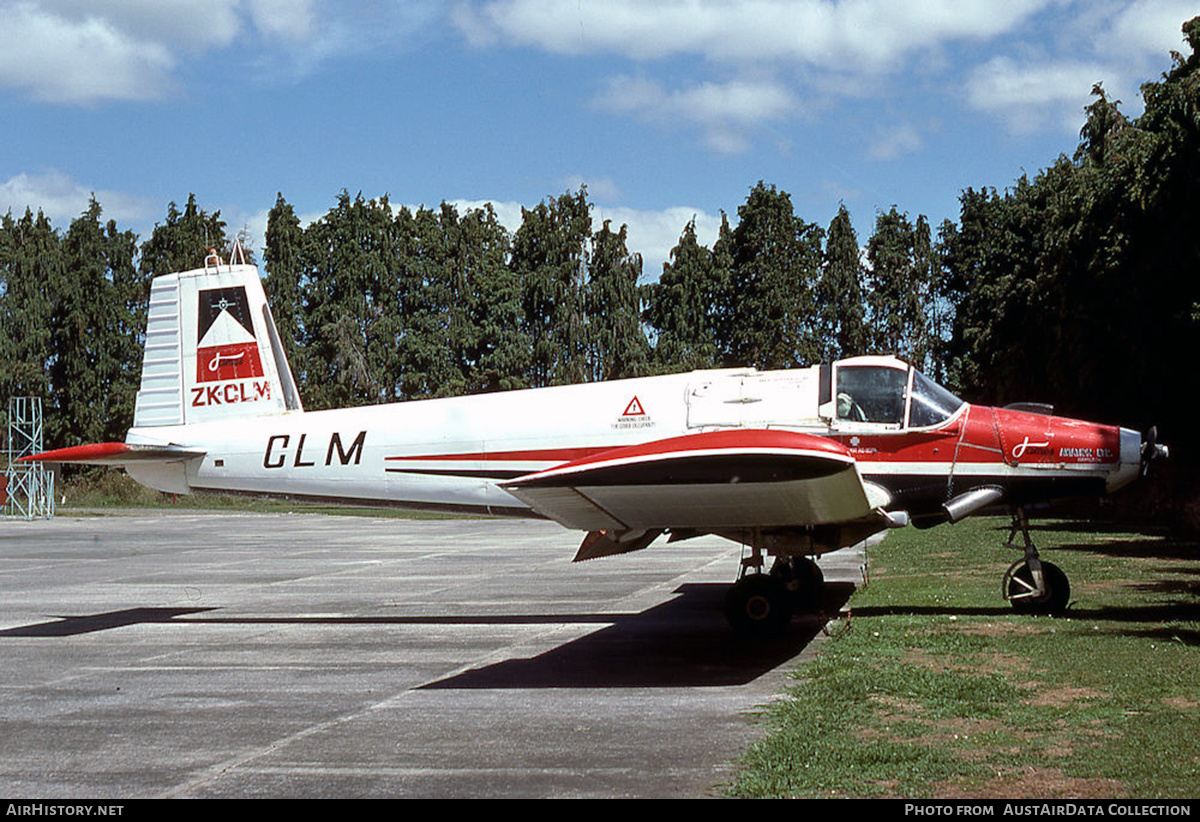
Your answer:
1001;507;1070;614
724;536;793;637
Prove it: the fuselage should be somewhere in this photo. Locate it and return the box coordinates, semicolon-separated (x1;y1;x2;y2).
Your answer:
125;357;1143;524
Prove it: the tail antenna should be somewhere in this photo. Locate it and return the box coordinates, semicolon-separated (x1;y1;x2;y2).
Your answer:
230;236;248;266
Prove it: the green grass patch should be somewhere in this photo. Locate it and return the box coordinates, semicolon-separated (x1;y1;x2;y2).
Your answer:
730;514;1200;798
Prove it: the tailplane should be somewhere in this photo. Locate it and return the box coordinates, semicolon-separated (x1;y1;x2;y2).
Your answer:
133;248;303;428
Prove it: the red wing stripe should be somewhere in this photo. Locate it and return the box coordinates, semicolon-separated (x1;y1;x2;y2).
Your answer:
385;447;608;464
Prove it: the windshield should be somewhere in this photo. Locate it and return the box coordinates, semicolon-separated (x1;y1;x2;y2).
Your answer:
836;365;907;425
908;370;965;428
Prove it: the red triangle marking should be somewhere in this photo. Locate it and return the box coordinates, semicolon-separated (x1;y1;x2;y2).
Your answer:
622;396;645;416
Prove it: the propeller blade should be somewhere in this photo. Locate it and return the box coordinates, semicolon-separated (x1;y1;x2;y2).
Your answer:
1141;426;1167;475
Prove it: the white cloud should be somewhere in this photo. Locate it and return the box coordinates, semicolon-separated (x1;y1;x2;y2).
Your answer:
454;0;1052;70
0;3;176;103
458;1;1199;146
868;122;926;161
0;0;324;104
1101;0;1199;57
0;169;155;226
247;0;317;42
40;0;243;51
966;57;1112;133
965;3;1197;133
593;75;800;153
593;205;724;280
556;175;622;203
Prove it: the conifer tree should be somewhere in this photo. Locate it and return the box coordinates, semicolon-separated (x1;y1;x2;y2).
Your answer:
455;204;529;394
0;209;62;426
726;182;824;369
865;206;932;368
263;193;306;381
815;204;867;361
301;192;391;408
511;189;592;387
51;198;126;444
586;220;649;381
644;218;725;371
139;194;227;279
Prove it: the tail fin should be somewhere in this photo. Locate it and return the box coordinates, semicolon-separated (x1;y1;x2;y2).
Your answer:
133;252;303;428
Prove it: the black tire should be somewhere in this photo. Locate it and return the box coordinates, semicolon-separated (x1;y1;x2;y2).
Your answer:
1006;560;1070;615
770;557;824;611
725;574;793;637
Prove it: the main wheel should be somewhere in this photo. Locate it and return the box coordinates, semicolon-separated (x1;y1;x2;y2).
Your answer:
1004;560;1070;615
725;574;793;637
770;557;824;611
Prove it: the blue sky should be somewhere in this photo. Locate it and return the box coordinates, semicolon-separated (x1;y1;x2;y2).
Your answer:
1;0;1195;278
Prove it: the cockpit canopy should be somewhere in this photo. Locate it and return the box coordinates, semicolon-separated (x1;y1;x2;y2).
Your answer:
832;356;965;429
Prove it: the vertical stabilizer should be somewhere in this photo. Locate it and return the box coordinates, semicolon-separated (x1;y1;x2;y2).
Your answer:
133;260;302;428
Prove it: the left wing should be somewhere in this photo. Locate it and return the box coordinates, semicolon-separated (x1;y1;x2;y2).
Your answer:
501;428;879;535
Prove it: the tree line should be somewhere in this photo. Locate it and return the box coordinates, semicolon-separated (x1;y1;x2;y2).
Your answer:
0;183;948;440
3;18;1198;517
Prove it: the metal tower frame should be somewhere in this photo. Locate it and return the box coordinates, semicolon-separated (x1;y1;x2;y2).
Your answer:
4;397;55;519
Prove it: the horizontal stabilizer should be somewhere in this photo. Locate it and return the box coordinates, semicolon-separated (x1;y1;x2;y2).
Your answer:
21;442;206;466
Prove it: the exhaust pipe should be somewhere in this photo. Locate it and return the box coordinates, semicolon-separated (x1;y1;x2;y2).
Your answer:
943;486;1005;523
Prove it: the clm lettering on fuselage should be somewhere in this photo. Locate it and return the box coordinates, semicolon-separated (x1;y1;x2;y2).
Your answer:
263;431;366;469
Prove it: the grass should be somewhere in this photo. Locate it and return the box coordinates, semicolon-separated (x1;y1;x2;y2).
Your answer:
729;513;1200;799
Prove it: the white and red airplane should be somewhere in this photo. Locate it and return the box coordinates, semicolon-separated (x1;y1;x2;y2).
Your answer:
26;255;1168;635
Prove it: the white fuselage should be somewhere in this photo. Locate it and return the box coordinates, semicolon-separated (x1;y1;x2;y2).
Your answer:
127;369;780;512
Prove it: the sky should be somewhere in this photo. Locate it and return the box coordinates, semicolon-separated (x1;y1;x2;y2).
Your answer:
0;0;1196;279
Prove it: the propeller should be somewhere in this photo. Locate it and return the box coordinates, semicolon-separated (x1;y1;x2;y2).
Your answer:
1140;426;1169;476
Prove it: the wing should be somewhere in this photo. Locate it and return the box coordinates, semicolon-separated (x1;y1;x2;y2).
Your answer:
21;442;206;466
500;428;880;534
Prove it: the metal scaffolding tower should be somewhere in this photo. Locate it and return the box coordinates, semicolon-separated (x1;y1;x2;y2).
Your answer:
4;397;55;519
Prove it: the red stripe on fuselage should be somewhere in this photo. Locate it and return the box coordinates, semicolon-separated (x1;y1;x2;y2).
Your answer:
385;447;608;464
386;429;852;470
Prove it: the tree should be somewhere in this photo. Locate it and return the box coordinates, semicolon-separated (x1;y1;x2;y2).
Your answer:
394;204;461;400
725;182;824;369
815;204;867;360
455;204;529;393
50;197;141;445
586;220;649;381
263;193;306;380
0;209;62;429
945;16;1200;465
301;192;393;408
644;217;726;372
139;194;227;279
511;189;592;386
865;206;934;369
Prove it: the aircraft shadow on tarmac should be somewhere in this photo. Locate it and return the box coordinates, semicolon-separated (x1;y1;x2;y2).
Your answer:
0;583;856;688
421;581;856;689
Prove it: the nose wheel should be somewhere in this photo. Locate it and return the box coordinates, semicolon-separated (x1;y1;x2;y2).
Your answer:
1003;558;1070;613
1002;508;1071;615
